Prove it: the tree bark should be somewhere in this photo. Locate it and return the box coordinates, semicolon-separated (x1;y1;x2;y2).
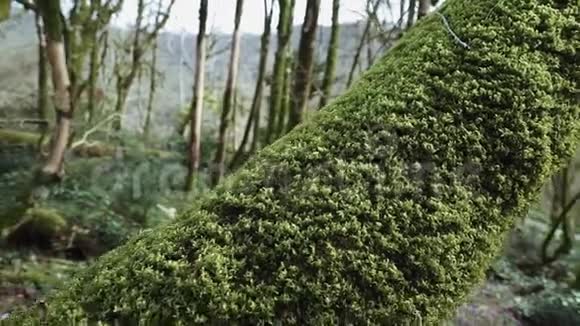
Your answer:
184;0;208;191
212;0;244;185
231;0;274;169
287;0;321;131
318;0;340;109
265;0;295;144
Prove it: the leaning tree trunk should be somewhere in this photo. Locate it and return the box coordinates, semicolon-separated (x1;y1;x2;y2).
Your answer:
212;0;244;185
38;0;73;181
287;0;321;131
318;0;340;109
184;0;209;191
9;0;579;324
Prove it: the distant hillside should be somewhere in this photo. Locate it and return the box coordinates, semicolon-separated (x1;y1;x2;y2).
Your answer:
0;11;393;138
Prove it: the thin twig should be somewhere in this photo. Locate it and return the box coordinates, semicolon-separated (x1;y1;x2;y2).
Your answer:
435;12;470;50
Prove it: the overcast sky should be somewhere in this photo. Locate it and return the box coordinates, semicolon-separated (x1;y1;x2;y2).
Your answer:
115;0;403;34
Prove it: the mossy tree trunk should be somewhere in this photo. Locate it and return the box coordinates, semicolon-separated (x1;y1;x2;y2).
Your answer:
318;0;340;109
212;0;244;185
287;0;321;131
265;0;295;144
185;0;209;192
9;0;579;324
231;0;274;168
38;0;72;181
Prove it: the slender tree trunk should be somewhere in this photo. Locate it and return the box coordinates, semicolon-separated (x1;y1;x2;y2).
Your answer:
265;0;295;144
213;0;244;184
38;0;72;181
143;40;159;140
185;0;208;191
86;35;100;123
418;0;430;20
319;0;340;109
35;11;49;126
287;0;321;131
113;0;144;131
406;0;417;29
400;0;406;25
231;0;273;169
346;0;380;88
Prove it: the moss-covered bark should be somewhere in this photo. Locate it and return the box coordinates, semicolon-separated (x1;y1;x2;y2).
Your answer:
9;0;580;324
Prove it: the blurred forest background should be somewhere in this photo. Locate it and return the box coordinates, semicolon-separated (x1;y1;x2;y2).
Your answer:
0;0;579;324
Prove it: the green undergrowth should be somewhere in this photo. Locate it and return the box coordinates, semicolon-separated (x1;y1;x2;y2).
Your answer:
0;146;200;258
6;0;580;324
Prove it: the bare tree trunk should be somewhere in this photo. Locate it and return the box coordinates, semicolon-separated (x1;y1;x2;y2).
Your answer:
86;34;100;124
112;0;175;131
212;0;244;185
287;0;321;131
265;0;295;144
319;0;339;109
418;0;430;20
185;0;209;191
346;0;380;88
143;40;159;140
35;10;50;127
231;0;273;169
400;0;406;24
38;0;72;181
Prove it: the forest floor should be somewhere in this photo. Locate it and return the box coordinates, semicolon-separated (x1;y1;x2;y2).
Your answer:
1;218;579;324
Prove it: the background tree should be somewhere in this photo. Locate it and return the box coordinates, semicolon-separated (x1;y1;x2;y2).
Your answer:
142;37;159;140
185;0;208;191
287;0;321;131
346;0;380;88
318;0;339;109
265;0;295;144
37;0;72;181
34;7;49;127
112;0;175;131
212;0;244;184
231;0;274;169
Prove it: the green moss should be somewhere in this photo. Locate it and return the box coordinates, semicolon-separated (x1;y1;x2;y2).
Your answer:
8;0;580;324
0;129;42;146
0;0;9;22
